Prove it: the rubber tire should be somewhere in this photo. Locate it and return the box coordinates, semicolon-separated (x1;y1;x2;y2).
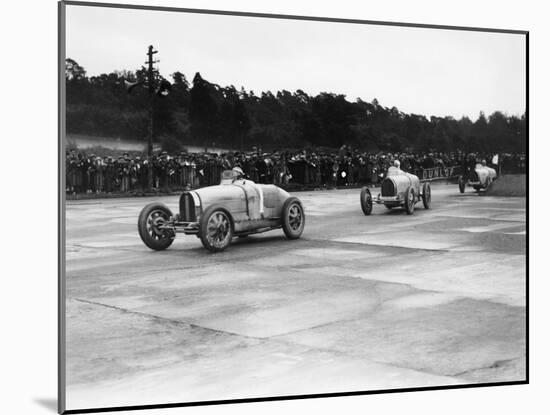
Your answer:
282;197;305;239
198;205;233;252
458;176;465;193
404;187;415;215
138;203;175;251
360;187;373;215
422;182;431;209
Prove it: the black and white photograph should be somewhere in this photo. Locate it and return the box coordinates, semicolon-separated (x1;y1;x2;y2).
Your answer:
59;1;527;413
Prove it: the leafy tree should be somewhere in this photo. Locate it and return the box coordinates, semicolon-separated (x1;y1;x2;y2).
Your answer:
189;72;218;147
65;58;86;80
65;58;526;155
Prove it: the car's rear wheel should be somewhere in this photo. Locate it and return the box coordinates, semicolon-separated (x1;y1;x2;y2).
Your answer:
458;176;465;193
138;203;175;251
360;187;373;215
199;205;233;252
405;187;415;215
282;197;305;239
422;182;431;209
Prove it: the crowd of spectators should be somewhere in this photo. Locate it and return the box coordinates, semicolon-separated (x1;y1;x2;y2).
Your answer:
65;146;527;195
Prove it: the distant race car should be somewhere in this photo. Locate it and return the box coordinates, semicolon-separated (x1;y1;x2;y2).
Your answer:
458;163;497;193
360;167;431;215
137;170;305;252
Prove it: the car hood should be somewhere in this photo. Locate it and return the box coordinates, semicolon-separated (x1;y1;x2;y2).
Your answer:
475;164;497;182
192;182;290;208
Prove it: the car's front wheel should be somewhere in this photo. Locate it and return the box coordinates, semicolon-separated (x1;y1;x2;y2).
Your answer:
405;187;415;215
199;205;233;252
458;176;465;193
138;203;175;251
360;187;373;215
422;182;431;209
282;197;305;239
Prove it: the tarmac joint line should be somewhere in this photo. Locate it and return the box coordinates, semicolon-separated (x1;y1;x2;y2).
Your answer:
70;297;262;342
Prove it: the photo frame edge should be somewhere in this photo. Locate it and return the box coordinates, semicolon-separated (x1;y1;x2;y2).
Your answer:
57;1;529;413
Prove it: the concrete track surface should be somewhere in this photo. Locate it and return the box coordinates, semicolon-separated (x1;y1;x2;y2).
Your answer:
64;183;526;410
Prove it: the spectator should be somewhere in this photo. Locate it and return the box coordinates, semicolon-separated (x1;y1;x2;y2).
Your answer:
65;148;526;195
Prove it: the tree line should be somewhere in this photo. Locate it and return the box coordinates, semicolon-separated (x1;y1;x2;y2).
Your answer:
65;58;526;154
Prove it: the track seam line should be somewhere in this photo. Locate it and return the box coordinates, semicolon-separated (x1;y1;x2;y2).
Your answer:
433;214;525;223
69;297;377;362
69;297;467;382
450;357;526;378
70;297;263;341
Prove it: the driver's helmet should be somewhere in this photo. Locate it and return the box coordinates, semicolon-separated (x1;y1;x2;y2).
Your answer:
232;166;245;180
481;159;487;166
393;160;401;169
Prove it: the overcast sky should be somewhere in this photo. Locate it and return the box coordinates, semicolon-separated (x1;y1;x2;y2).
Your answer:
65;4;526;120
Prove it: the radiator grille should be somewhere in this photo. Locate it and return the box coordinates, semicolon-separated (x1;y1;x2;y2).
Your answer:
381;179;395;196
468;170;480;182
179;192;196;222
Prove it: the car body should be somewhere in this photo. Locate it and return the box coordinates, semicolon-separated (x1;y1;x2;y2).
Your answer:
138;170;305;252
360;167;431;215
458;163;497;193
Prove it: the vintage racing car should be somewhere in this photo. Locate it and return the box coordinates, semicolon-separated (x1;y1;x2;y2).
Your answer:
360;166;431;215
137;170;305;252
458;163;497;193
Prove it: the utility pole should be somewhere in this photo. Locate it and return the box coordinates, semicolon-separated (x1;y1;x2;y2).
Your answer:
124;45;170;191
146;45;158;191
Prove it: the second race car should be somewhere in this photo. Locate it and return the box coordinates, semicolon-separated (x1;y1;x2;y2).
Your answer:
360;162;431;215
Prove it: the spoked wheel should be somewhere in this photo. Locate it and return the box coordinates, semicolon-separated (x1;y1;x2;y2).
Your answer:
422;182;431;209
404;186;415;215
360;187;373;215
458;176;465;193
138;203;175;251
282;197;305;239
199;206;233;252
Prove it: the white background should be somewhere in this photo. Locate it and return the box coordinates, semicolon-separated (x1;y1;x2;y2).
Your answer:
0;0;544;414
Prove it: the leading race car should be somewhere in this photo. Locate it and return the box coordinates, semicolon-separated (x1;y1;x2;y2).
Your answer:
458;162;497;193
360;165;431;215
137;169;305;252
